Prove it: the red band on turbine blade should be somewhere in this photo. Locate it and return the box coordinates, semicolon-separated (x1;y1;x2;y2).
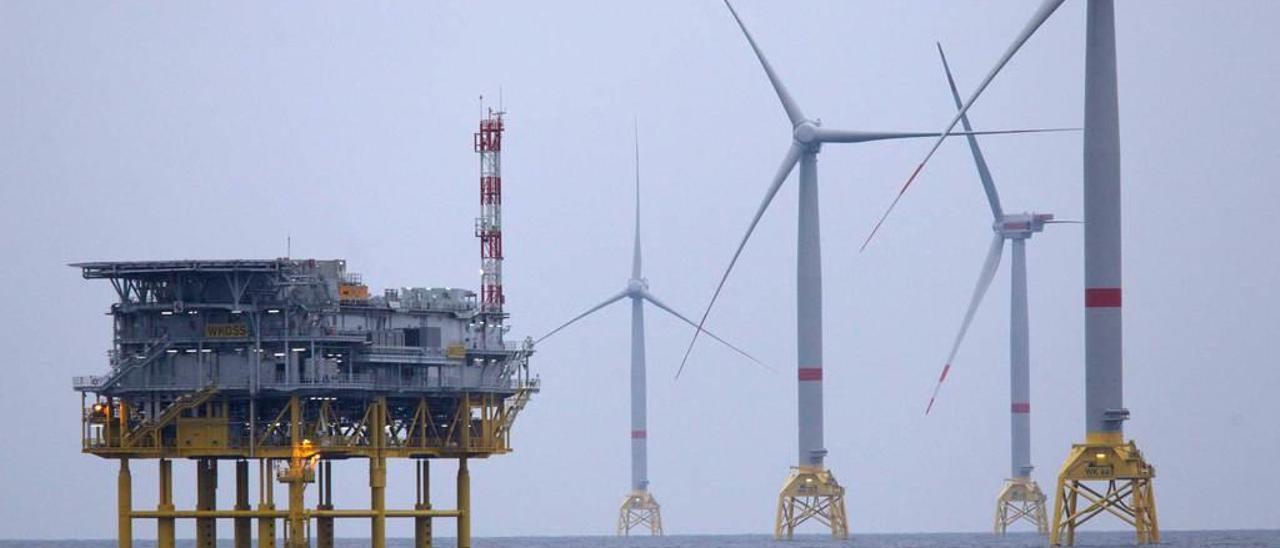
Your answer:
1011;402;1031;414
938;364;952;382
631;430;647;439
1085;288;1122;308
798;367;823;381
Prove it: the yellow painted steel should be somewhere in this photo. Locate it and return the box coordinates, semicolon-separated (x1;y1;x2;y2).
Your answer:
316;461;334;548
616;490;663;536
773;466;849;540
117;459;132;548
415;460;433;548
235;460;251;548
993;477;1048;534
257;459;277;548
371;396;388;548
196;459;216;548
1049;438;1159;545
458;458;472;548
1085;432;1125;445
91;385;530;548
281;396;314;548
157;459;175;548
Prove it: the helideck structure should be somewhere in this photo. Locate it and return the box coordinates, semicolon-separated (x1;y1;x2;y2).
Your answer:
73;110;538;548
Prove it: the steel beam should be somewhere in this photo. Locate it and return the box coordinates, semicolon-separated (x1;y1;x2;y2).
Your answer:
196;458;217;548
118;459;132;548
235;460;251;548
157;459;175;548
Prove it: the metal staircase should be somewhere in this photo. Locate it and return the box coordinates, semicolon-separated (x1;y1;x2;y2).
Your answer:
75;335;171;392
495;378;538;439
123;383;218;448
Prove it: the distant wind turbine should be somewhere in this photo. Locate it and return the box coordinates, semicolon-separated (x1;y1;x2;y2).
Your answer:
678;1;1069;539
860;1;1161;543
925;42;1079;535
536;128;766;537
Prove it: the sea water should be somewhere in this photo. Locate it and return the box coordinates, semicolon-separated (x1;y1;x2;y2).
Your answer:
3;531;1277;548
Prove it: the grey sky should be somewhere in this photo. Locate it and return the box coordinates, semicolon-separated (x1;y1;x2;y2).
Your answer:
1;0;1277;539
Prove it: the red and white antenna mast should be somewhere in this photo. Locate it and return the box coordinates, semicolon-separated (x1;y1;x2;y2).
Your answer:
475;103;506;314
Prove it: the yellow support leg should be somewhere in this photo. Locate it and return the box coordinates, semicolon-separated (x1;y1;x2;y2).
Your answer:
117;459;132;548
617;490;664;536
1049;437;1159;546
457;458;471;548
235;460;251;548
284;396;311;548
258;459;277;548
286;466;306;548
370;458;387;548
157;459;175;548
316;461;334;548
993;477;1048;534
773;466;849;540
415;460;433;548
371;396;387;548
196;458;217;548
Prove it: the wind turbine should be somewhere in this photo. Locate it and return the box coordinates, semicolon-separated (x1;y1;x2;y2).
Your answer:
924;43;1080;535
862;1;1160;544
536;131;766;537
677;1;1067;539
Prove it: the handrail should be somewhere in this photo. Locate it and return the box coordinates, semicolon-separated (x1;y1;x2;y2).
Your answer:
73;335;171;392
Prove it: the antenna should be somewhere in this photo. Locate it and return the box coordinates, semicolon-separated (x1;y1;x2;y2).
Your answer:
475;103;506;313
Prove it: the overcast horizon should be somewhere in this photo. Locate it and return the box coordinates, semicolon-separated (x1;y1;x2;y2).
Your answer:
2;0;1278;540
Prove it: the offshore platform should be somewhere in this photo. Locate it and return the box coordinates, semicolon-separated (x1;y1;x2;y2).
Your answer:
72;109;537;548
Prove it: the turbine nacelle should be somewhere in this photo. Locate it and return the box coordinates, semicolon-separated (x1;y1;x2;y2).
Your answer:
626;277;650;297
995;212;1054;239
792;120;822;147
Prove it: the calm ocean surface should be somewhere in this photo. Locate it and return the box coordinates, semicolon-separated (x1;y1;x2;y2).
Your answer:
4;531;1277;548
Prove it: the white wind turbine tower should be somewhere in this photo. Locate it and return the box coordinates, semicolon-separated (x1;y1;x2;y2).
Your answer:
863;1;1160;544
679;1;1066;539
924;43;1079;535
537;131;766;537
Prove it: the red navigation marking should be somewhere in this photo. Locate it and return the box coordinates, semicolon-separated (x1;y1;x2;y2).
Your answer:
939;364;951;382
798;368;823;381
1085;288;1122;308
631;430;647;439
1011;402;1031;413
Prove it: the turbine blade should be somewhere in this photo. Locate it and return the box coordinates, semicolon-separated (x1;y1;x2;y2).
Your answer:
633;120;643;279
1044;219;1082;224
536;290;628;344
676;143;804;378
813;127;1073;144
926;234;1005;415
860;0;1067;252
724;0;805;126
642;290;774;373
937;42;1004;220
